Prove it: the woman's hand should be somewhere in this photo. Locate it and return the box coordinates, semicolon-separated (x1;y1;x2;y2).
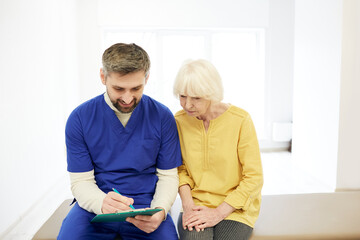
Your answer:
179;184;199;231
184;206;223;231
182;202;197;231
185;202;236;232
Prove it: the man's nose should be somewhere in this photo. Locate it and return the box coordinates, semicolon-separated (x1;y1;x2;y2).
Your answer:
122;91;133;104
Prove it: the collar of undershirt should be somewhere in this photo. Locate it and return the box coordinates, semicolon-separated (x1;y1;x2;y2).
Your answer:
103;92;132;127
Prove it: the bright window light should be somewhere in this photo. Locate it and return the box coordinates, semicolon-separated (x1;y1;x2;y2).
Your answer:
102;28;265;139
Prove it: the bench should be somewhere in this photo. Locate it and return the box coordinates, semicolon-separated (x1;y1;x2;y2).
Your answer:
32;191;360;240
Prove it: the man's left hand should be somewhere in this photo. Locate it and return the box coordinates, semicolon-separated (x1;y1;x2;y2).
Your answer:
126;208;165;233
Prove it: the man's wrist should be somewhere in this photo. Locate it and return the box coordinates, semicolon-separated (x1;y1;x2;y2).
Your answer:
155;207;166;220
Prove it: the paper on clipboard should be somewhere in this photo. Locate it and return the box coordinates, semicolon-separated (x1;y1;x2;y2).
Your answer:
91;208;162;223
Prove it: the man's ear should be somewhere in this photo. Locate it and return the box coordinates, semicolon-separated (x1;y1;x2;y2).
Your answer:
100;68;106;85
145;73;150;84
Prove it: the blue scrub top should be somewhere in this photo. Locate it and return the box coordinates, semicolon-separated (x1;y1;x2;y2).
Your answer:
65;94;182;207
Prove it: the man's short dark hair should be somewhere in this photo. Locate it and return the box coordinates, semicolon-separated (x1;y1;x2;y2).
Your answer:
102;43;150;77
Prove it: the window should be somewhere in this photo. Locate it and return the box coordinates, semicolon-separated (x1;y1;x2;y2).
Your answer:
102;28;265;139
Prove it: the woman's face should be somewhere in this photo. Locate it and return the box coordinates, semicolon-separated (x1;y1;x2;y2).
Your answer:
179;95;211;118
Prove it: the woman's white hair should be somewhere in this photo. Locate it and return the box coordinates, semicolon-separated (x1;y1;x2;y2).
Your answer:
173;59;224;102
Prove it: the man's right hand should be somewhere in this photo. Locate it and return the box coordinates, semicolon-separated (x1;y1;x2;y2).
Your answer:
101;191;134;214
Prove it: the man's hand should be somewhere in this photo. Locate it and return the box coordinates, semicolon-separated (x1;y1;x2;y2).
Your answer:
126;208;165;233
101;191;134;214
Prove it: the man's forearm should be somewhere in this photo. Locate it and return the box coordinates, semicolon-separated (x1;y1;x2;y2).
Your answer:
151;168;179;216
69;170;106;214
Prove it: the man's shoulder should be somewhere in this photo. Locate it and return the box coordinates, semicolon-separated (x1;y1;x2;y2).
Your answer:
142;95;172;115
68;94;104;121
72;94;104;113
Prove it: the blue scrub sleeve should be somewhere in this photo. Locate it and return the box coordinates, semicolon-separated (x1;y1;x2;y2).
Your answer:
65;110;94;172
156;110;182;170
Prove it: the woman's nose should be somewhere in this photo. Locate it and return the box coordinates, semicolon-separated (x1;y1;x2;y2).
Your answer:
185;99;192;108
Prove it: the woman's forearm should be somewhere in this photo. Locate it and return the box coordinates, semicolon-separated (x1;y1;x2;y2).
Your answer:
179;184;195;210
216;201;236;219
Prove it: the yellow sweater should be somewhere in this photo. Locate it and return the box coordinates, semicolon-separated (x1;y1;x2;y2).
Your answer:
175;105;263;228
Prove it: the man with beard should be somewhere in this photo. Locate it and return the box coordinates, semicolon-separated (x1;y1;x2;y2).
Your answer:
58;43;182;239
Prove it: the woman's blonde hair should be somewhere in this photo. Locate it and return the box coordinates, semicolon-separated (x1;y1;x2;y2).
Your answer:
173;59;224;102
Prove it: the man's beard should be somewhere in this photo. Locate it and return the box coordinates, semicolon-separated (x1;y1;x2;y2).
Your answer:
113;99;139;113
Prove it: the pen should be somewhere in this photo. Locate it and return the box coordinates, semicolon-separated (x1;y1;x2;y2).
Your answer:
112;188;135;210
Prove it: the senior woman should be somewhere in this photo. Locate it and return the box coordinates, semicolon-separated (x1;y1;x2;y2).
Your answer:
173;59;263;240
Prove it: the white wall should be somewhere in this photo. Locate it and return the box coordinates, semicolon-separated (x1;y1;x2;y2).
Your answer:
77;0;104;102
292;0;343;190
336;0;360;190
98;0;269;28
0;0;79;236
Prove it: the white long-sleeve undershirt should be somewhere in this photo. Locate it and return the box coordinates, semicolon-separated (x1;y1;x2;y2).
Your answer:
69;168;178;215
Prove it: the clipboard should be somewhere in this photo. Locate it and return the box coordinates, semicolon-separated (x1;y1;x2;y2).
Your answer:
91;208;162;222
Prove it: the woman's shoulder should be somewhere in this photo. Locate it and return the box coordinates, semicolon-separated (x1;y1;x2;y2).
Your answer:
227;105;251;119
174;109;187;118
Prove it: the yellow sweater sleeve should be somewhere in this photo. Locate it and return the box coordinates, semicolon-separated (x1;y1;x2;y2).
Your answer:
176;116;196;189
224;115;263;211
178;163;195;189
